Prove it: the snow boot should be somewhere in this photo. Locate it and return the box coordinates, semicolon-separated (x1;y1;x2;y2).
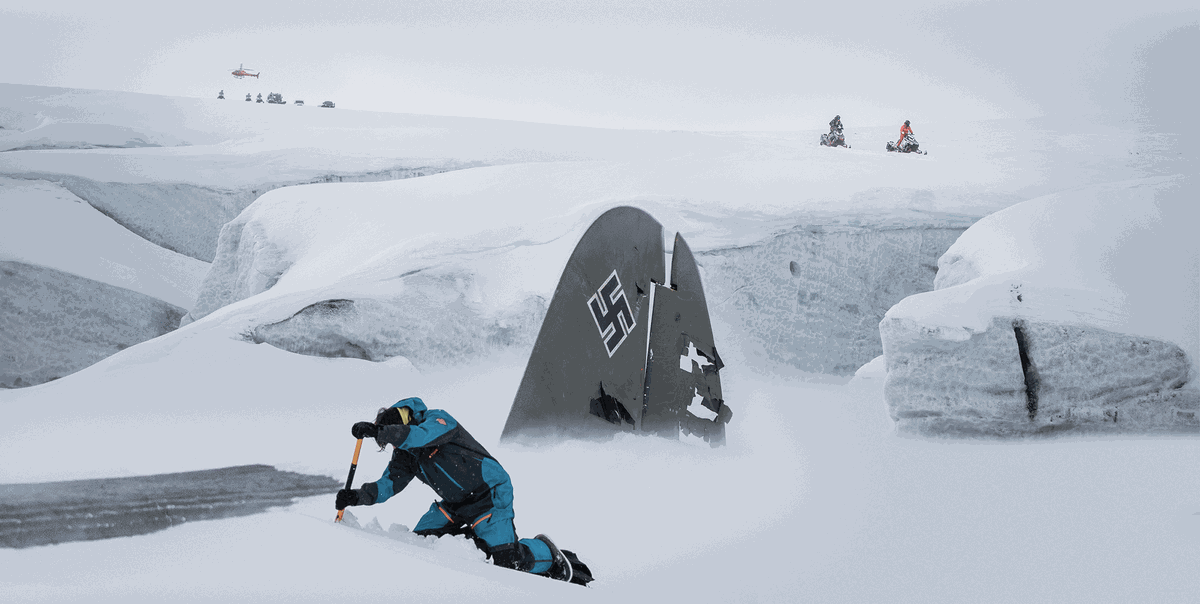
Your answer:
560;549;594;586
534;534;573;583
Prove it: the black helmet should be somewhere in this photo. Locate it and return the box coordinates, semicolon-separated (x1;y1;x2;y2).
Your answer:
904;120;910;126
835;115;840;119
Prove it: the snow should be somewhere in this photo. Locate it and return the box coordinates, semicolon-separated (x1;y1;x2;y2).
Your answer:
917;177;1198;358
5;366;1200;602
1;11;1198;601
3;164;1195;596
680;343;712;373
4;85;1089;269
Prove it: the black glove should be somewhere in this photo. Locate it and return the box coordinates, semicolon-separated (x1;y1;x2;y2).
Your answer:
336;488;359;510
351;421;378;439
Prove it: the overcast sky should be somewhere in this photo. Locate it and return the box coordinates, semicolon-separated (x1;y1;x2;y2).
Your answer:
2;1;1196;130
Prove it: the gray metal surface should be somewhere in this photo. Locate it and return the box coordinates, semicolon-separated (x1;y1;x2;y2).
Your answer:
502;206;665;441
642;234;731;444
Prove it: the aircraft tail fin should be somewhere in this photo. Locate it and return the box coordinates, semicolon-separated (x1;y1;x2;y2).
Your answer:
501;209;731;445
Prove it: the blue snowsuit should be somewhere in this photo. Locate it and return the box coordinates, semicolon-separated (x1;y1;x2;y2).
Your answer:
353;397;555;574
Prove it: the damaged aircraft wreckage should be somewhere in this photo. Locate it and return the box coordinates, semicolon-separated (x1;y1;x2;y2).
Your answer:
501;206;733;446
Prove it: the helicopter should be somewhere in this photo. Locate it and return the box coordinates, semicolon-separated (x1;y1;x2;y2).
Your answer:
230;64;260;79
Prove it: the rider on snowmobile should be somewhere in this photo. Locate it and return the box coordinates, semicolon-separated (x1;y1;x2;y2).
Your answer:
897;120;914;148
830;115;843;134
335;397;586;583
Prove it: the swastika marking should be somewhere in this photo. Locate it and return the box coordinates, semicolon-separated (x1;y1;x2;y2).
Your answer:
587;270;636;357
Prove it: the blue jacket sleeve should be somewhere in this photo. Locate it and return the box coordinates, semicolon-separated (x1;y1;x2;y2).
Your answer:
361;461;417;505
376;410;459;450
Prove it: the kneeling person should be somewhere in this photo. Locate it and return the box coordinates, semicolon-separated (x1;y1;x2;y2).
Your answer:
336;397;584;583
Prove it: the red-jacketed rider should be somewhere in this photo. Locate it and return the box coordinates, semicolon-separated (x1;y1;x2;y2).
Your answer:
897;120;913;147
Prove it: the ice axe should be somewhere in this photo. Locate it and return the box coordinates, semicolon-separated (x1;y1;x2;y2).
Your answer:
335;438;364;523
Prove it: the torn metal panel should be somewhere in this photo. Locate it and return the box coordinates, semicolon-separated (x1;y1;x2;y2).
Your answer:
589;383;637;427
643;287;731;444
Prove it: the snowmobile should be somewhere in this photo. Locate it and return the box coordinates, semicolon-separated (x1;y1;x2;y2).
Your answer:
820;129;849;148
886;134;926;155
245;93;252;102
217;90;225;99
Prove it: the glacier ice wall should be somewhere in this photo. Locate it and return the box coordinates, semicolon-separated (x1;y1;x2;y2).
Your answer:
699;222;972;375
882;315;1196;436
879;178;1199;437
0;261;185;388
189;205;969;375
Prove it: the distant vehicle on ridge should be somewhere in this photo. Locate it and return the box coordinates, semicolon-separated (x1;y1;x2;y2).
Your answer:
294;100;304;106
321;101;335;108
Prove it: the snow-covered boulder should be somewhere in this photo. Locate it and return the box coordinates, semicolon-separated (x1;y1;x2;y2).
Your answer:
880;178;1199;436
